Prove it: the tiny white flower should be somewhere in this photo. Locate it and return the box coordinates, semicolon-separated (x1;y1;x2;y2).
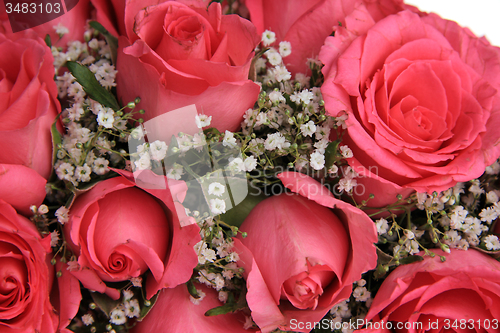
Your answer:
208;182;226;197
338;177;357;193
97;108;115;129
310;151;325;170
190;289;206;305
93;158;109;175
352;286;370;302
66;260;80;271
134;153;151;171
486;191;499;204
273;65;291;82
56;162;75;181
268;90;286;104
375;218;389;235
243;156;257;172
53;22;69;36
261;30;276;46
223;131;238;148
123;290;134;301
55;206;70;224
149;140;168;161
340;145;353;158
265;48;282;66
167;164;184;180
130;277;142;287
195;114;212;128
300;121;316;137
484;235;500;251
218;291;229;303
82;314;94;326
50;231;60;247
109;307;127;325
278;41;292;57
298;89;314;105
479;207;498;224
209;198;226;215
74;164;92;182
124;299;140;318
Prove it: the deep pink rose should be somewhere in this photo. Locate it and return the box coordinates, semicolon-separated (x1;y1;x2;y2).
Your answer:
234;171;377;332
362;249;500;332
243;0;403;75
320;8;500;207
0;0;91;47
131;283;256;333
116;0;261;132
0;31;61;179
64;171;200;299
0;199;58;333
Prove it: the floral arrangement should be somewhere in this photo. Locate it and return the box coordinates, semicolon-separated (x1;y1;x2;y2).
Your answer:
1;0;500;332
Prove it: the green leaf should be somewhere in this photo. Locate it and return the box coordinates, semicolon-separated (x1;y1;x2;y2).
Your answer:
91;292;121;317
66;61;120;110
48;113;63;183
138;292;158;320
324;140;341;170
399;254;424;265
186;280;200;299
44;34;52;48
89;21;118;65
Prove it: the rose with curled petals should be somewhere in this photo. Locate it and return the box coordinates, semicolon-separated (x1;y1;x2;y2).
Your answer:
320;7;500;207
65;171;200;299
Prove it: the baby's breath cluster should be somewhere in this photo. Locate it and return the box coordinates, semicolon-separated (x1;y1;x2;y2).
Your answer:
50;27;142;190
236;30;356;193
371;159;500;280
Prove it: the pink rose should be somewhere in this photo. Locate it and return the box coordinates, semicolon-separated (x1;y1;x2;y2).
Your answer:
116;0;261;132
0;0;91;47
131;283;256;333
64;171;200;299
243;0;403;75
362;249;500;332
0;31;61;179
234;171;377;332
320;8;500;207
0;199;58;333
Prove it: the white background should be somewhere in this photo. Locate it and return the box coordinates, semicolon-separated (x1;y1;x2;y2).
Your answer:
405;0;500;47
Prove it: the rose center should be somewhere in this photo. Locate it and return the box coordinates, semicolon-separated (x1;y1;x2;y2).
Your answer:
0;68;13;94
108;252;129;273
167;15;203;43
281;269;336;310
0;242;28;309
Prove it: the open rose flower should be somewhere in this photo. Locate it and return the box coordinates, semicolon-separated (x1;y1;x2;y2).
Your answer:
234;171;377;332
116;0;260;132
0;199;58;333
243;0;403;75
131;283;256;333
64;171;200;299
362;249;500;332
0;31;61;179
320;7;500;207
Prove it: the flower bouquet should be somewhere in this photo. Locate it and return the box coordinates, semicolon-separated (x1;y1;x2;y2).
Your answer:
1;0;500;332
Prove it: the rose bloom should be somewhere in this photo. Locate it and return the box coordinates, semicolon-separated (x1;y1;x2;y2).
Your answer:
0;31;61;179
64;171;200;299
362;249;500;332
320;7;500;207
0;0;91;46
131;283;256;333
243;0;403;75
0;199;58;333
234;171;377;332
116;0;261;132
